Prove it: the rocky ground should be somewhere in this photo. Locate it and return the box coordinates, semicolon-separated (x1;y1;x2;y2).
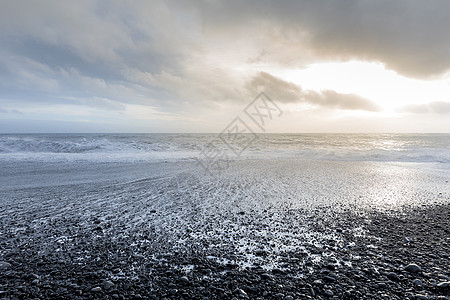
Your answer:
1;201;449;299
0;161;449;299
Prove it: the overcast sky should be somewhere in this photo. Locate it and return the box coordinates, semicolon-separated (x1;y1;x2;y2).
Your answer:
1;0;450;133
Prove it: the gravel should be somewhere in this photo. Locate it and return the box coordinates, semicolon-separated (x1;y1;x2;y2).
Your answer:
0;160;449;299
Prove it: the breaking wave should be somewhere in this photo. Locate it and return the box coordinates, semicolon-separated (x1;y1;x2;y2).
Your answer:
0;133;449;163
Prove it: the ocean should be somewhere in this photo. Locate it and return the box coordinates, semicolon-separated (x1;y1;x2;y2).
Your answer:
1;133;449;210
0;133;449;163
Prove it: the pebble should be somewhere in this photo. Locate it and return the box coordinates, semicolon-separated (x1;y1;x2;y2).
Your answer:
436;281;449;288
103;280;114;290
387;272;398;281
313;279;323;285
91;286;102;292
437;274;449;280
236;288;248;297
405;264;422;273
415;294;429;300
179;276;189;283
272;268;283;274
412;279;423;287
324;289;334;297
0;261;12;269
169;288;178;295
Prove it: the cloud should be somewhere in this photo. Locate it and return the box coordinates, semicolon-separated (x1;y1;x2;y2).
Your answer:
304;90;381;112
247;72;302;103
0;1;448;132
184;0;450;78
248;72;380;111
398;101;450;114
0;108;23;114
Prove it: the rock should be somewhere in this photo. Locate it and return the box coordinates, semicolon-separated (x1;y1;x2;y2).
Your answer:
405;264;422;273
415;294;428;300
436;281;449;288
260;273;271;280
91;286;102;292
412;279;422;287
344;289;355;297
285;296;294;300
387;272;398;281
93;226;103;232
0;261;12;269
324;289;334;297
179;276;189;284
272;268;283;274
235;288;248;297
313;279;323;285
238;211;245;215
169;288;178;295
437;274;449;281
103;280;114;290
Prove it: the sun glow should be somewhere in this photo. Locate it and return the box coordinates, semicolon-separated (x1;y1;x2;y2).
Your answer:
273;61;450;112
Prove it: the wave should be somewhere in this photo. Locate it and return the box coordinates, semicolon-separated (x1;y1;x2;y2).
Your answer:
0;136;104;153
0;133;448;164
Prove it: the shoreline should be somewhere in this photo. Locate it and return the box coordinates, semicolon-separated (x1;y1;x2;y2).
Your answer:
1;159;449;299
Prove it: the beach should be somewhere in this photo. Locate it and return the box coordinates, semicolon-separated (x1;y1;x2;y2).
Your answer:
0;134;449;299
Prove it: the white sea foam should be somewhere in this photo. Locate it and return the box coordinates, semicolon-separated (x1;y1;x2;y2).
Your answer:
0;133;448;163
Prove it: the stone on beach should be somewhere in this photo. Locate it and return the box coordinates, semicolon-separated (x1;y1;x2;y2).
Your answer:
405;264;422;273
0;261;12;270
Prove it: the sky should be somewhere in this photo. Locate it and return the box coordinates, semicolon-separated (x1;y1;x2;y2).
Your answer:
1;0;450;133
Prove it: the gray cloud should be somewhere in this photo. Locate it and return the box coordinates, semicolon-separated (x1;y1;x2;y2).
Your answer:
248;72;381;111
0;1;196;110
0;108;23;114
0;0;448;133
184;0;450;78
398;101;450;114
247;72;302;103
304;90;381;112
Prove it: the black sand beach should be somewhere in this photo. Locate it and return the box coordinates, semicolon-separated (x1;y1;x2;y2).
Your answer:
1;160;449;299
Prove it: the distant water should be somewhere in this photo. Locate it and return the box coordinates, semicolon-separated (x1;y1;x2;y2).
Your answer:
0;133;449;164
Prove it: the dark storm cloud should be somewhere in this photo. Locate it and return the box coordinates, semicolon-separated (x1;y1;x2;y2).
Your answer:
185;0;450;78
248;72;381;111
398;101;450;114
